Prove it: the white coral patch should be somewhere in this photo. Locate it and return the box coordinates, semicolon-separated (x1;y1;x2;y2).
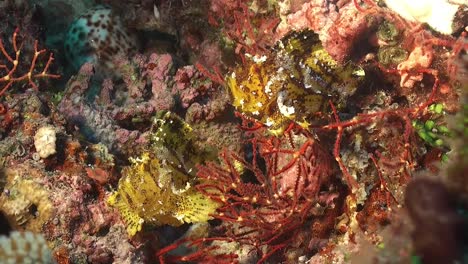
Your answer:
34;126;57;159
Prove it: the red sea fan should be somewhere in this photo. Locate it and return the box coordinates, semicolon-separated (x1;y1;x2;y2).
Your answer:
208;0;279;58
0;29;60;97
195;129;337;262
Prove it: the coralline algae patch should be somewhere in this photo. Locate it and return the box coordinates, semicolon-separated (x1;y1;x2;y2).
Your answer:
64;6;137;72
227;30;364;135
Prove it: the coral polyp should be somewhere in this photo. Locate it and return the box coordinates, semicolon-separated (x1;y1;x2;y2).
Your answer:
227;30;364;135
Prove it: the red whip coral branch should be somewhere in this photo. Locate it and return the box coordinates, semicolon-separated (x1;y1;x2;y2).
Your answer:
195;128;337;262
0;29;60;97
156;237;238;264
320;68;440;187
209;0;279;58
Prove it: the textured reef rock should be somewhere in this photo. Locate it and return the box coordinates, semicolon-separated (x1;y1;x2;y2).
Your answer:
1;0;467;263
0;86;142;262
0;91;66;165
58;48;234;157
0;148;143;263
173;65;230;123
58;63;147;157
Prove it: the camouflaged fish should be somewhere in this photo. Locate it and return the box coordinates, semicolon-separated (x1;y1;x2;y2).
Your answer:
227;30;365;135
107;111;219;236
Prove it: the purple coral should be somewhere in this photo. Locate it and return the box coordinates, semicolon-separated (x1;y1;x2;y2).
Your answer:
108;53;175;122
58;63;147;157
57;50;230;156
173;65;229;123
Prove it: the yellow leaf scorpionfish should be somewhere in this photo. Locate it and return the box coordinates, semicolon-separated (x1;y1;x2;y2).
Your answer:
227;30;365;135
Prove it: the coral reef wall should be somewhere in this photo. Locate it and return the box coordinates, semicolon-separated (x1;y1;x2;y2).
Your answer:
0;0;467;263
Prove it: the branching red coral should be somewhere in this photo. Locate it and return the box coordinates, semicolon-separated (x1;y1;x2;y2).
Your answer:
209;0;279;59
0;29;60;97
319;65;441;186
195;127;337;262
156;237;238;264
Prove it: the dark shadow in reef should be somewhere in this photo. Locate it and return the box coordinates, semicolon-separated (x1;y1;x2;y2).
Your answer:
0;211;13;236
405;178;468;264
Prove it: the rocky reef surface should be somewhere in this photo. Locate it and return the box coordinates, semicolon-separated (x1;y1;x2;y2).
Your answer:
0;0;467;263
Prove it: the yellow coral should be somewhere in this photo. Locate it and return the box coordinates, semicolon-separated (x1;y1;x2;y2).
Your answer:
0;167;52;232
107;153;220;236
227;30;364;135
